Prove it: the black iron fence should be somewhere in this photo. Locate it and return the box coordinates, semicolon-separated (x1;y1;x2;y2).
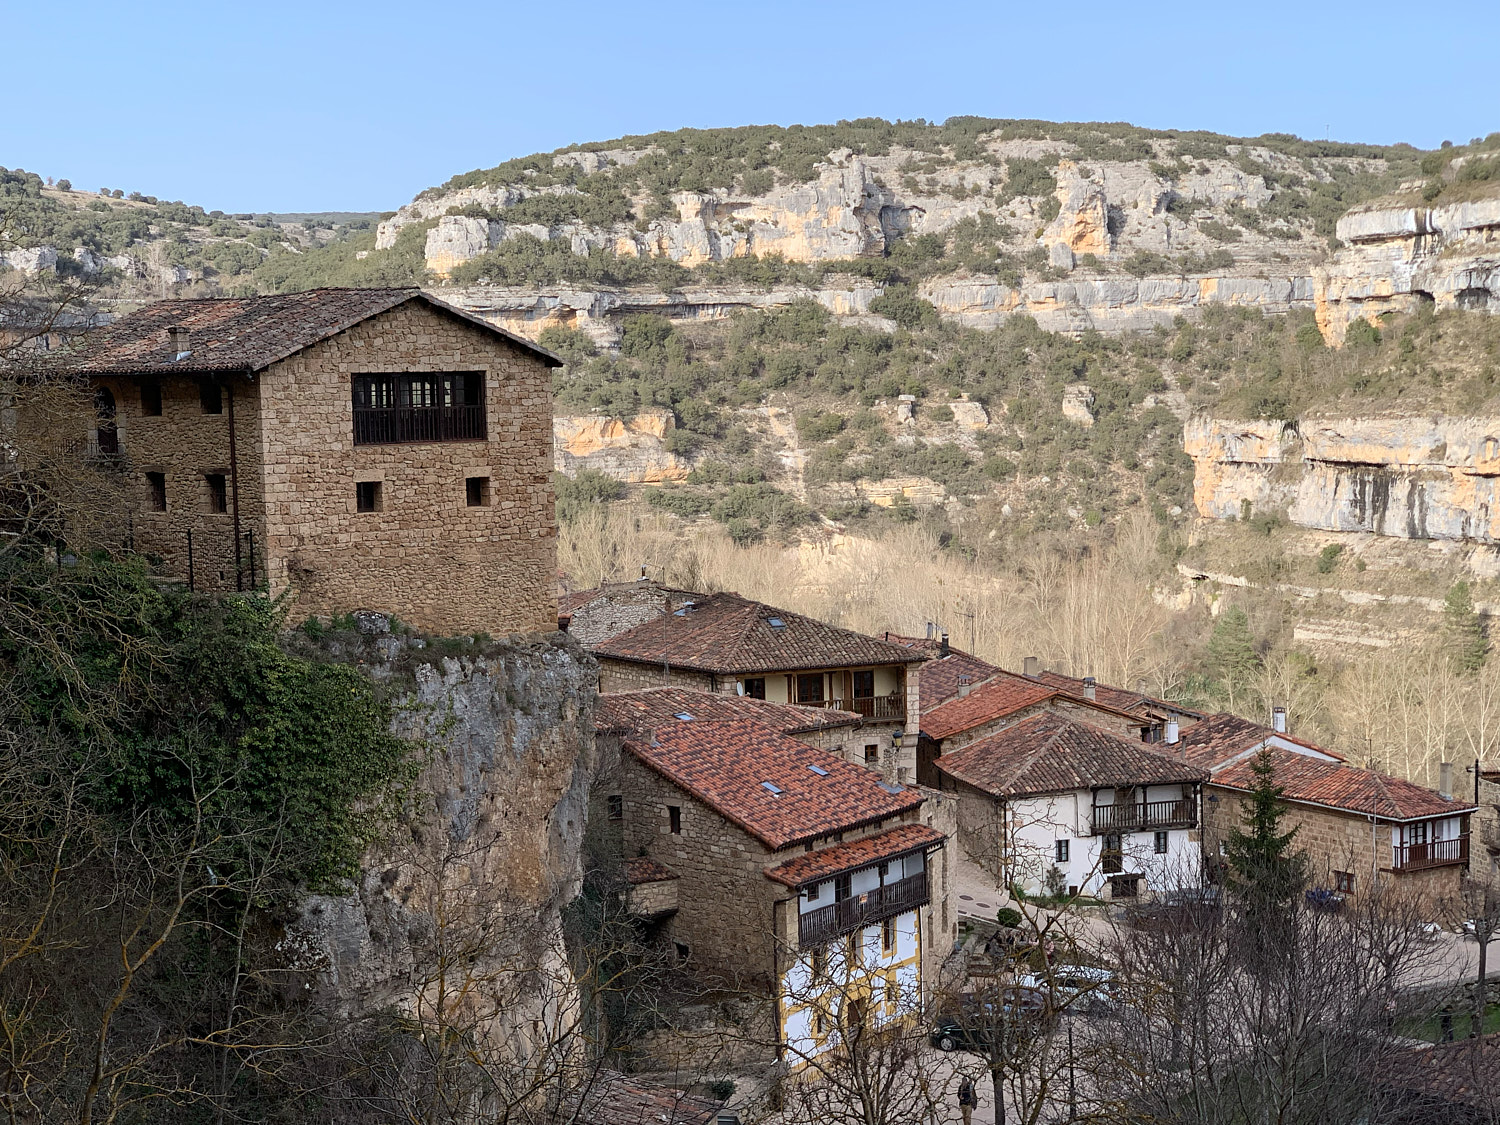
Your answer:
353;404;486;445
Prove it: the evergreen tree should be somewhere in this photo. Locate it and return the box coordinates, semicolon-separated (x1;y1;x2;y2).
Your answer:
1443;580;1487;672
1207;606;1260;707
1224;750;1308;912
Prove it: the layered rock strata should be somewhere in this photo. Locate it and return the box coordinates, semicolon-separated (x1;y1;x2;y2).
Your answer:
554;411;691;483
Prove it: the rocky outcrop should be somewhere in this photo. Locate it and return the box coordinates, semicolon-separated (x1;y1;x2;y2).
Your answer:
1044;162;1111;257
1186;413;1500;543
291;630;599;1019
554;411;690;483
1316;187;1500;343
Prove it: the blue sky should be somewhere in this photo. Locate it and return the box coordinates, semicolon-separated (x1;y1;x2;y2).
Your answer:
8;1;1496;214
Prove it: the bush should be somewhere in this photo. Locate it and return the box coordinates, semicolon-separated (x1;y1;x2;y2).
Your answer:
1316;543;1343;573
927;403;955;422
796;410;846;441
996;906;1024;929
555;469;625;522
55;178;71;192
869;285;938;329
1345;318;1382;348
646;488;712;518
1124;250;1176;277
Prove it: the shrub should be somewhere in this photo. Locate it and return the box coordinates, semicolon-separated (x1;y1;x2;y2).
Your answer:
1345;318;1382;349
55;178;71;192
995;906;1023;929
646;488;712;518
555;469;625;522
927;404;955;422
869;285;938;329
1316;543;1343;573
795;410;847;441
1124;250;1176;277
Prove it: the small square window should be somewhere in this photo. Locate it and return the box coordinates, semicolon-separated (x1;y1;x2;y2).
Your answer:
1056;839;1070;863
806;882;819;902
199;380;222;415
606;795;622;821
356;481;382;513
145;471;166;512
205;473;227;513
864;744;880;764
1154;831;1169;855
140;381;162;416
465;476;490;507
1335;871;1355;894
667;805;681;835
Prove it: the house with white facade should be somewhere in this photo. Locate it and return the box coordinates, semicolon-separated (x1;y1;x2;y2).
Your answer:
933;711;1208;899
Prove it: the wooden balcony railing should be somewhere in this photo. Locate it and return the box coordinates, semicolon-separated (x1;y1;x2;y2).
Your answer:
1091;799;1197;835
802;696;906;721
798;873;928;949
1391;835;1469;871
353;404;486;445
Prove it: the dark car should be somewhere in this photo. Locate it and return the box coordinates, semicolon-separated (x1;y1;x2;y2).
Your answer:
930;988;1049;1053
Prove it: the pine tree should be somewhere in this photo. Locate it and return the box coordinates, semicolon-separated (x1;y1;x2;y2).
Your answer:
1443;581;1487;672
1207;606;1260;707
1224;750;1307;911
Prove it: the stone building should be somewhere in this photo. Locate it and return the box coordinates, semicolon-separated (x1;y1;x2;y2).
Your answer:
73;287;561;636
931;710;1208;898
591;693;953;1063
1179;712;1477;908
570;583;926;777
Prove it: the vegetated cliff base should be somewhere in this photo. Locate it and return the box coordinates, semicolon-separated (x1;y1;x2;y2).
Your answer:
289;625;599;1020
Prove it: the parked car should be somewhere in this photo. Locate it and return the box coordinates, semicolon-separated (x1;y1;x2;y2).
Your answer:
930;988;1049;1053
1016;965;1117;1012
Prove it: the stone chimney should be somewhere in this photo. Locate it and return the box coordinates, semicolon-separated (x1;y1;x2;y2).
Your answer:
939;632;950;658
1272;706;1287;734
1166;717;1180;745
638;565;649;581
926;621;935;640
1023;656;1040;678
1083;676;1096;701
167;325;191;358
957;676;973;699
1439;761;1454;800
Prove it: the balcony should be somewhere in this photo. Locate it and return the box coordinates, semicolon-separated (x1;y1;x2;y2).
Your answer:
798;872;928;949
1391;834;1469;871
353;404;486;445
1091;799;1197;835
802;696;906;721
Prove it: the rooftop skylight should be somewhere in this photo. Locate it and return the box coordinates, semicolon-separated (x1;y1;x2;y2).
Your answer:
761;781;784;795
806;764;829;777
673;712;694;721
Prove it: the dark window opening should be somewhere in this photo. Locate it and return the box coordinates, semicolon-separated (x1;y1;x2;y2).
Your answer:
1154;831;1169;855
806;882;819;902
146;472;166;512
667;805;681;835
140;381;162;416
882;918;895;952
606;795;623;821
1056;839;1070;863
853;670;875;699
1335;871;1355;893
93;387;118;455
1141;723;1162;743
356;481;382;513
352;372;486;444
796;673;825;705
465;476;490;507
199;380;222;415
742;677;766;699
1102;833;1123;875
205;473;227;513
674;942;690;964
864;744;879;764
834;874;851;901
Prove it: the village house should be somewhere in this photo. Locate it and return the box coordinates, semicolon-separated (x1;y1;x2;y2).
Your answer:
590;694;953;1062
571;583;926;777
72;287;561;635
931;710;1208;898
879;630;1003;713
1177;711;1477;906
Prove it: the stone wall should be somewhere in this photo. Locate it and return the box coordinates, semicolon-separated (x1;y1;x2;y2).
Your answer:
596;657;716;694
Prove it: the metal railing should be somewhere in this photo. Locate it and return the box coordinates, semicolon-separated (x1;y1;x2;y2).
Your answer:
1391;835;1469;871
353;404;486;445
798;873;928;948
1091;799;1197;835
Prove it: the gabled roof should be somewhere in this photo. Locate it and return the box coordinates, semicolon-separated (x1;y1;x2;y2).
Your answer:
625;718;923;850
920;672;1061;741
73;287;562;374
597;686;862;738
935;711;1207;798
620;856;679;885
1176;711;1343;771
1035;670;1202;719
1210;747;1473;822
764;823;946;888
571;1072;723;1125
592;591;924;675
881;632;1003;713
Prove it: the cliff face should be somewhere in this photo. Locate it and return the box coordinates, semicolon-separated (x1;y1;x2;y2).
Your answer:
554;411;690;483
1316;188;1500;344
1186;414;1500;543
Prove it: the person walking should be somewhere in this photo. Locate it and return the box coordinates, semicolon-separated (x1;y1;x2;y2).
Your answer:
958;1077;978;1125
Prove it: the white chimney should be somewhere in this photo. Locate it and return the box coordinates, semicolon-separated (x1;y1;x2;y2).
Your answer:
957;676;973;699
1166;717;1180;745
1023;656;1040;678
1272;706;1287;734
1439;761;1454;800
1083;676;1096;701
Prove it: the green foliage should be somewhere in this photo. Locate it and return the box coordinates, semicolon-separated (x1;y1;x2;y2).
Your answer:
1344;317;1383;349
1443;581;1488;672
927;403;955;422
1199;220;1242;243
1207;607;1261;691
1000;157;1057;202
796;410;847;441
1315;543;1344;573
869;285;938;329
995;906;1023;929
1223;750;1308;910
555;469;625;523
1123;250;1176;277
646;488;713;519
254;222;430;292
538;325;598;365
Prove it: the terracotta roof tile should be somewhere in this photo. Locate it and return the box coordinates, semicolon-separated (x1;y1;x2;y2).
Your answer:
1211;747;1473;821
1175;712;1344;771
920;672;1059;740
620;856;679;885
879;634;1006;713
72;288;561;374
593;591;924;675
570;1071;723;1125
764;823;946;887
597;686;861;738
935;711;1207;798
1035;670;1202;719
626;719;923;850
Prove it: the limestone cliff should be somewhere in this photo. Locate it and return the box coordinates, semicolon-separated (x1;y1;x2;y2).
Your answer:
554;411;691;483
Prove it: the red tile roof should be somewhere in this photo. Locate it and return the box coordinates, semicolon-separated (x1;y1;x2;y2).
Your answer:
1371;1037;1500;1108
73;288;561;374
571;1072;723;1125
593;591;924;675
620;856;679;885
935;711;1207;798
598;686;861;738
764;823;946;887
1210;747;1473;821
880;634;1005;713
920;672;1059;740
626;719;924;850
1176;712;1344;771
1035;670;1201;719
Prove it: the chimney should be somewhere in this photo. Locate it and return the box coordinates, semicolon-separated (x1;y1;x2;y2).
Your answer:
1272;706;1287;734
939;632;950;658
1166;717;1180;745
1083;676;1096;701
167;325;191;359
926;621;935;640
638;565;648;581
1137;679;1147;695
957;676;973;699
1023;656;1040;678
1439;761;1454;800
